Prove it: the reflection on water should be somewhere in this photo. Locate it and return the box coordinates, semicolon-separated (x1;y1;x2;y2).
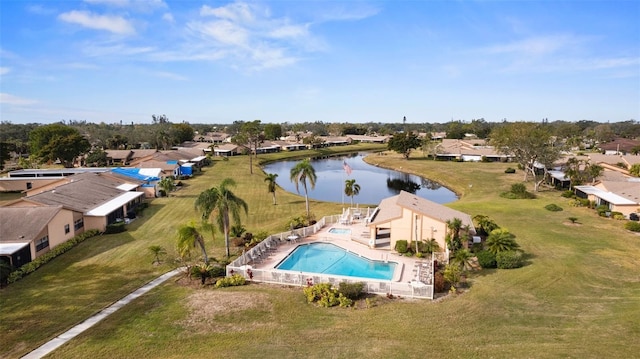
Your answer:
261;152;457;205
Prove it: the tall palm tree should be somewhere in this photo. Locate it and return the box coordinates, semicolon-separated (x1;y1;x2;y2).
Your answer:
264;173;278;205
446;217;463;252
177;221;209;264
485;228;519;255
344;179;361;207
195;178;248;258
289;159;317;218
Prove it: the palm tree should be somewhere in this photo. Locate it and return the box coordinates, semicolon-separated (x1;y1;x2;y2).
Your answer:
148;245;167;264
472;214;499;237
344;179;361;207
195;178;248;258
485;228;519;255
158;176;176;197
289;159;317;218
190;263;214;285
446;217;463;252
264;173;278;205
177;221;209;264
450;248;474;271
421;238;441;254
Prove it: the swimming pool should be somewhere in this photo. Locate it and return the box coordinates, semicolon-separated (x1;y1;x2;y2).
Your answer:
328;228;351;235
276;242;396;280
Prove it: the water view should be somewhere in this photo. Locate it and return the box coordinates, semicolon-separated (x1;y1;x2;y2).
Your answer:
262;152;457;205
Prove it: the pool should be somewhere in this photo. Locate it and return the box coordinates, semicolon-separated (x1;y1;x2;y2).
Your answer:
276;242;397;280
328;228;351;235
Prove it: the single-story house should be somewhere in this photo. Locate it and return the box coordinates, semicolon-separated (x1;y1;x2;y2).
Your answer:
0;205;81;268
434;139;511;162
366;190;475;258
574;184;639;218
213;143;241;157
8;172;144;232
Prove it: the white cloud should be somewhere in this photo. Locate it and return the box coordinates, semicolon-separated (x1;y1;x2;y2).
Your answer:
58;10;136;35
190;20;250;47
483;34;580;57
81;43;154;57
26;4;56;15
0;67;10;75
83;0;167;11
0;93;38;105
162;12;174;23
200;3;260;23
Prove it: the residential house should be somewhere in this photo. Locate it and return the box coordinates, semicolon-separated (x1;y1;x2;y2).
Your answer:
434;139;510;162
366;191;475;259
0;205;80;268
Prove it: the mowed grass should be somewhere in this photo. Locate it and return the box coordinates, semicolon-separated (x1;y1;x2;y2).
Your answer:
3;147;640;358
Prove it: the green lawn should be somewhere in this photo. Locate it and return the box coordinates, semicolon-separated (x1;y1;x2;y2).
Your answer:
2;147;640;358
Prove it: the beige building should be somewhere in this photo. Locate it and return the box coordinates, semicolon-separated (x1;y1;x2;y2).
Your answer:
0;206;80;268
366;191;475;257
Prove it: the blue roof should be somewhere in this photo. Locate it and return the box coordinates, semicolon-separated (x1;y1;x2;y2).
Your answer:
111;167;160;182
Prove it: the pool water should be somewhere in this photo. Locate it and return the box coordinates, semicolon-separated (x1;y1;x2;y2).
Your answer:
328;228;351;234
276;242;396;280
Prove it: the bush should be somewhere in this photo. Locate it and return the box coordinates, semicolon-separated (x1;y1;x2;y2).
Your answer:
337;282;364;300
395;240;408;254
476;250;497;269
504;167;516;174
544;204;563;212
596;205;610;217
303;283;353;307
104;222;126;234
231;236;247;247
496;250;523;269
209;266;226;278
433;271;446;293
7;230;100;284
501;183;535;199
624;221;640;232
561;190;574;198
215;274;246;288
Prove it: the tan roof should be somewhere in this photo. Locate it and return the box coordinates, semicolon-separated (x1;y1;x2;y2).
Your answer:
598;181;640;203
588;153;624;166
26;172;130;213
0;206;63;243
370;191;474;230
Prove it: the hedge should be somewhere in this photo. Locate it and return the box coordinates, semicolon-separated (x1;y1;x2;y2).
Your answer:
6;229;100;285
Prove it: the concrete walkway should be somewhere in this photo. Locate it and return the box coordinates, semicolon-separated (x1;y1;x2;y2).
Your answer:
22;268;184;359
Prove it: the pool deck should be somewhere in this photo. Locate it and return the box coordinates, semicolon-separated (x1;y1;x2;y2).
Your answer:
250;220;432;284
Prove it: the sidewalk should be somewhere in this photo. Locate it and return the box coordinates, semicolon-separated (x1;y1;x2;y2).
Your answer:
22;268;184;359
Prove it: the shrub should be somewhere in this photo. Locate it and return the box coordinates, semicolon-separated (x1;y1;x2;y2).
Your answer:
476;250;497;269
338;282;364;300
231;236;247;247
303;283;353;307
209;266;226;278
433;271;446;293
501;183;535;199
561;190;574;198
544;204;563;212
443;263;462;285
567;217;579;224
104;222;126;234
395;240;408;254
504;167;516;174
511;183;527;196
596;205;610;217
624;221;640;232
496;250;523;269
215;274;246;288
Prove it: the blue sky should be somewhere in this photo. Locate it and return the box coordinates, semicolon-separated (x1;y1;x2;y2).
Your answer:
1;0;639;125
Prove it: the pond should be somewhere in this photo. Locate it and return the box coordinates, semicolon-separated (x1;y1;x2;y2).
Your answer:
262;152;457;205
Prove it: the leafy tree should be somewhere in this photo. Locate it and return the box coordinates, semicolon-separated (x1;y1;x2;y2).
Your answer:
195;178;248;257
344;179;361;207
630;164;640;177
490;122;562;191
29;124;91;167
387;131;422;159
0;141;12;170
85;149;108;167
148;245;167;264
485;228;519;255
263;123;282;140
158;177;176;197
0;260;12;287
290;159;317;218
563;158;605;188
264;173;279;205
191;263;215;285
177;221;209;264
171;123;195;144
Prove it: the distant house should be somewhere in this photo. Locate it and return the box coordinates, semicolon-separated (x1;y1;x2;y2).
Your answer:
434;139;510;162
213;143;241;157
0;205;80;268
366;191;475;258
574;183;639;218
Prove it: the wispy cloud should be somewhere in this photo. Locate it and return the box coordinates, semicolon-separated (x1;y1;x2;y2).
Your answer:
26;4;57;16
83;0;167;11
162;12;174;23
0;93;38;105
482;34;583;57
58;10;136;35
0;67;10;76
